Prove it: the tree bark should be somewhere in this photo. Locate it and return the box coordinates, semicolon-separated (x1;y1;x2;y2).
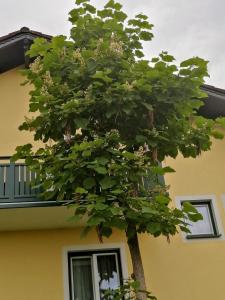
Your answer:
126;225;147;300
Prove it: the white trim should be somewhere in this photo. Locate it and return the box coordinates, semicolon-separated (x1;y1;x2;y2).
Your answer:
93;254;99;300
62;243;128;300
93;252;121;299
221;195;225;211
175;194;224;242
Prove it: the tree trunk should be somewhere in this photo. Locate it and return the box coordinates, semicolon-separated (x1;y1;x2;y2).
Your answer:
126;225;147;300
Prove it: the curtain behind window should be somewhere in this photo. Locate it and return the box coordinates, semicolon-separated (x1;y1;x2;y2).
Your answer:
72;257;94;300
97;254;120;299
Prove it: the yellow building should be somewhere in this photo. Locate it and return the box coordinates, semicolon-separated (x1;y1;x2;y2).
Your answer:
0;27;225;300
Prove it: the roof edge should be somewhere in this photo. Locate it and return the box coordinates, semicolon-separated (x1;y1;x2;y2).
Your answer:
0;27;52;45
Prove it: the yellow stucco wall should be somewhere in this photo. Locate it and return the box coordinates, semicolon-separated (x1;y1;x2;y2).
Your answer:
0;67;34;156
0;228;128;300
0;67;225;300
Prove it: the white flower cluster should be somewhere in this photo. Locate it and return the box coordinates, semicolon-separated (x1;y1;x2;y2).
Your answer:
43;71;53;87
72;48;85;66
29;57;43;74
40;85;49;96
59;47;67;59
123;81;133;91
109;35;123;57
94;38;104;57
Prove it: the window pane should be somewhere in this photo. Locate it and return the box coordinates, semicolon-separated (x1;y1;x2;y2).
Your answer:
71;257;94;300
97;254;120;299
188;204;214;235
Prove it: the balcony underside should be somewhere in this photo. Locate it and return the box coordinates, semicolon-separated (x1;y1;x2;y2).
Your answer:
0;204;85;231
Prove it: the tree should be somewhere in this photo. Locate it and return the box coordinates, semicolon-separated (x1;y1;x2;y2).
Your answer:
14;0;225;299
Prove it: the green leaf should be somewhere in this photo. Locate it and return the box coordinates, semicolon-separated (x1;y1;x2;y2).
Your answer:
122;151;136;160
27;38;50;57
139;31;153;41
142;102;153;111
82;150;92;157
75;187;88;194
67;214;82;222
216;117;225;128
211;131;224;139
114;11;127;21
100;177;116;189
162;166;176;173
83;3;96;13
94;166;107;175
92;71;112;83
111;218;127;229
135;135;146;143
105;0;118;9
83;178;95;190
101;227;112;237
151;166;175;176
29;102;39;112
97;9;113;19
111;189;124;195
160;52;175;62
135;14;148;20
75;0;89;5
182;201;197;213
188;213;203;222
95;203;108;211
155;195;170;205
147;223;161;235
179;225;190;233
96;157;109;165
110;206;122;215
142;206;158;214
151;57;159;63
135;50;144;58
51;35;67;49
80;226;92;238
87;216;105;226
76;118;89;129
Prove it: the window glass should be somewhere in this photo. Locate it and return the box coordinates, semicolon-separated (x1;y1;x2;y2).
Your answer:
69;251;122;300
188;204;214;235
97;254;120;299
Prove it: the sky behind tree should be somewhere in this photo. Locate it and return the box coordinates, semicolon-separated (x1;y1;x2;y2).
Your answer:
1;0;224;88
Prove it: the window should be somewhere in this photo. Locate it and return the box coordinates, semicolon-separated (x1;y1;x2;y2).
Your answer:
182;200;221;239
68;249;123;300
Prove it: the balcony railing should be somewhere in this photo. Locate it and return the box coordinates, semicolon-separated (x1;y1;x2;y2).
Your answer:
0;157;41;204
0;156;165;208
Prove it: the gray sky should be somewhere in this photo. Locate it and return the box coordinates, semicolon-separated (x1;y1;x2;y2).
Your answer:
1;0;224;88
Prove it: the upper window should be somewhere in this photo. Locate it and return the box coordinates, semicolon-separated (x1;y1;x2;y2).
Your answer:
182;200;220;239
68;249;123;300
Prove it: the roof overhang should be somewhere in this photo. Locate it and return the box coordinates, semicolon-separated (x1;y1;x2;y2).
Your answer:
200;85;225;118
0;27;51;73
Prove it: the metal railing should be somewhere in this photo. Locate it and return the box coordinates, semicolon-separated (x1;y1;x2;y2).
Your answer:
0;156;40;203
0;156;165;205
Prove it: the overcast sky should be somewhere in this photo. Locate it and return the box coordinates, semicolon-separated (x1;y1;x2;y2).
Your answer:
1;0;224;88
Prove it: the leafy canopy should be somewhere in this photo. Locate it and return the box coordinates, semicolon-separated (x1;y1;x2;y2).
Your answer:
14;0;224;239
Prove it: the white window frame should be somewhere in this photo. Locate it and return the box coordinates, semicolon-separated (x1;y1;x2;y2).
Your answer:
62;243;128;300
221;195;225;212
175;195;224;242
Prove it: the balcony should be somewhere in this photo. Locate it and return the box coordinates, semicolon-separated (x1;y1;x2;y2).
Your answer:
0;157;77;231
0;157;61;209
0;157;165;208
0;156;164;230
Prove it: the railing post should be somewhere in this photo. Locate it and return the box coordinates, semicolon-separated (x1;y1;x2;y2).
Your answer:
8;162;15;202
